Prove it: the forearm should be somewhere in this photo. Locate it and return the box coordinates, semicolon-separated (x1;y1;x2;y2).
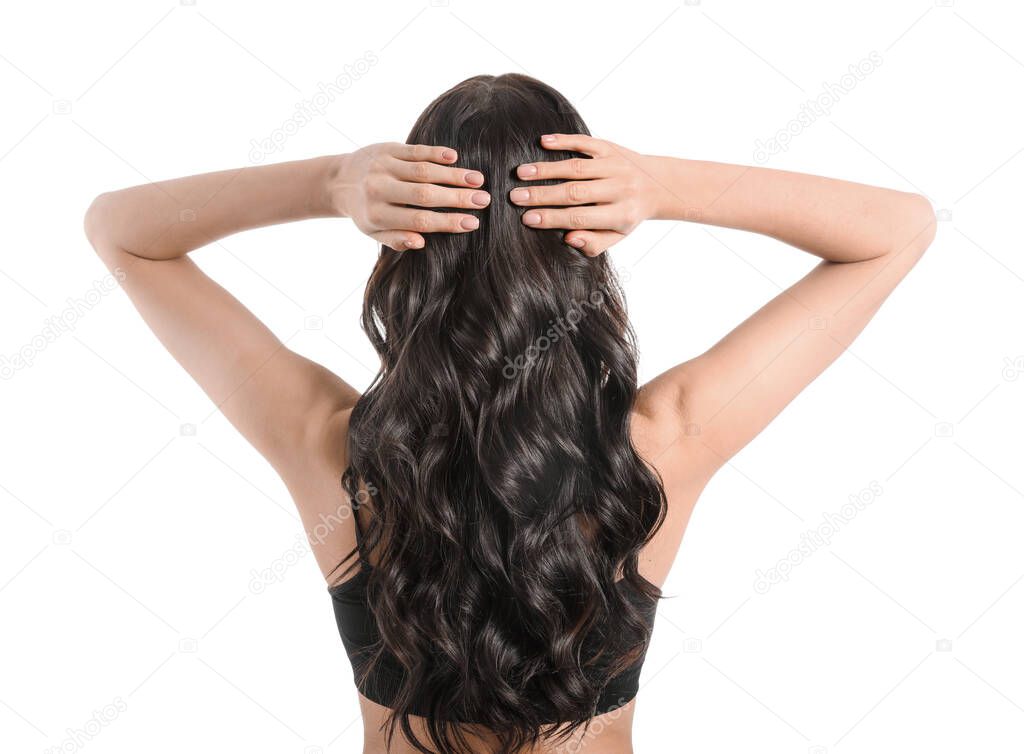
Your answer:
650;157;934;262
85;155;341;259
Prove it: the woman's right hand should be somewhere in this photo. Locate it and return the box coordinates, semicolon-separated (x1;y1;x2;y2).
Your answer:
510;134;668;256
330;143;491;251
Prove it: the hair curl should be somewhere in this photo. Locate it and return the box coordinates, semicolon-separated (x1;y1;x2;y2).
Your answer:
340;74;667;754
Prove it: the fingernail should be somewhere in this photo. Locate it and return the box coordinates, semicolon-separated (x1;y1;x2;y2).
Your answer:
518;164;537;178
471;191;490;206
541;134;556;144
569;237;585;248
461;216;479;230
523;212;541;225
442;149;456;162
510;188;530;203
466;171;484;186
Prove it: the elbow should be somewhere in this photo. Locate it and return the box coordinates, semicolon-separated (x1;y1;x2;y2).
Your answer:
83;192;125;263
896;192;936;257
83;193;110;249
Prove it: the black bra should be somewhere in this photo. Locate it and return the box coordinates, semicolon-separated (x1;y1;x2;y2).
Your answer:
328;542;658;722
329;567;656;722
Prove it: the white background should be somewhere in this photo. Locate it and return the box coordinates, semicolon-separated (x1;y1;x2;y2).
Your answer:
1;1;1022;752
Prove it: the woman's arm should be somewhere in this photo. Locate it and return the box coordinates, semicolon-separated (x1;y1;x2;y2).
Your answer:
510;134;936;480
84;145;490;485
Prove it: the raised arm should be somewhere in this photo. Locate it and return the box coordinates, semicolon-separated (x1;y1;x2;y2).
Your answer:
83;145;490;486
510;134;936;481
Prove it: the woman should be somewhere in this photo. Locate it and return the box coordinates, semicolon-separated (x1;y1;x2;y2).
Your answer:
83;74;936;754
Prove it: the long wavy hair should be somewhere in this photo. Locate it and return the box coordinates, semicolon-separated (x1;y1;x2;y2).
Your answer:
340;73;667;754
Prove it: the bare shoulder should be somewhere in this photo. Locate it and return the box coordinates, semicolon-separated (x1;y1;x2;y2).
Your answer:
280;405;358;585
632;367;723;489
630;371;721;587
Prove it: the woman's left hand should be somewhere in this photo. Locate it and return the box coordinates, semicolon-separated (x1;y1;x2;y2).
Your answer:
510;134;666;256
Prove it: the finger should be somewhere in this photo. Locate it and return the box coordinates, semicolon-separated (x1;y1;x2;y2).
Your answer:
539;133;609;157
371;230;425;251
392;182;491;209
509;180;615;207
380;206;481;234
391;158;485;187
564;230;624;257
516;158;600;182
521;206;621;231
391;143;459;165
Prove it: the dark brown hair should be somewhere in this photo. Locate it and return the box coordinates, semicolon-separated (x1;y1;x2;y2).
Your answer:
341;74;666;754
